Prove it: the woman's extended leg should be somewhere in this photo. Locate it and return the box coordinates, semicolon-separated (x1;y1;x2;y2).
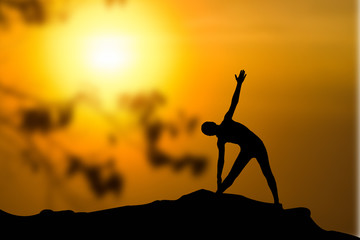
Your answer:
217;151;252;194
256;150;279;204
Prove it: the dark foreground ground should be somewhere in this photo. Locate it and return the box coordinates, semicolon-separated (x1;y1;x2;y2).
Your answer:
0;189;358;239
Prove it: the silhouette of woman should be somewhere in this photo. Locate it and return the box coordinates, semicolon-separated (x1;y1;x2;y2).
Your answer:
201;70;280;205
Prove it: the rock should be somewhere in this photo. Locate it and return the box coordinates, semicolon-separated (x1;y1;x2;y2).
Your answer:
1;189;358;239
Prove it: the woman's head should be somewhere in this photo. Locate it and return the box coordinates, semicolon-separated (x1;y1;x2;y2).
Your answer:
201;121;218;136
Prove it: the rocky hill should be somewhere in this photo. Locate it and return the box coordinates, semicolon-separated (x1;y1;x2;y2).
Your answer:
1;189;358;239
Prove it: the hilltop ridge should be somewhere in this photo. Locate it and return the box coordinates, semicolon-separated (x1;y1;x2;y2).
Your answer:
1;189;358;239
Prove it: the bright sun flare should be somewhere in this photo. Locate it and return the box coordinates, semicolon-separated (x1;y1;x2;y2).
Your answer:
45;1;181;96
87;36;134;73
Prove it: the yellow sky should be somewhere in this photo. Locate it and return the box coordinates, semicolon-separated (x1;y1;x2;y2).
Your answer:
0;0;357;235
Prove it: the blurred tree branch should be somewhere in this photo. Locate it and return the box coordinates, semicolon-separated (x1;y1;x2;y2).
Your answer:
0;0;126;26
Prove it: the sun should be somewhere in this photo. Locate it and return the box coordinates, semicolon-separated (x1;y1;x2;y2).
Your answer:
87;35;134;73
43;1;185;99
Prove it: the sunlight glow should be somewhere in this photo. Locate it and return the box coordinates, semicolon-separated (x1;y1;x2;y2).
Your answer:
43;1;183;105
87;36;133;72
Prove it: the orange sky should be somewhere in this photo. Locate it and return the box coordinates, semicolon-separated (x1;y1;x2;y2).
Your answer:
0;0;357;235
